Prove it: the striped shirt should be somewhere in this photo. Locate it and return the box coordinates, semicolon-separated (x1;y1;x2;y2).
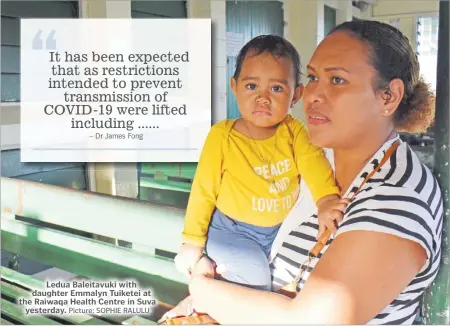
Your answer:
270;136;444;324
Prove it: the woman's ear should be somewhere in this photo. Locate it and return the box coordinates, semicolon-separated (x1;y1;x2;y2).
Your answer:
230;77;237;96
291;84;304;108
380;78;404;117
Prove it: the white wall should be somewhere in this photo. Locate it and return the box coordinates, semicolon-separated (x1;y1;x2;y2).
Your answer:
372;0;439;16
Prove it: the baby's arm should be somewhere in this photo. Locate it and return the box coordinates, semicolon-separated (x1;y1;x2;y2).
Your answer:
316;195;349;237
292;121;340;202
176;124;226;276
292;120;346;236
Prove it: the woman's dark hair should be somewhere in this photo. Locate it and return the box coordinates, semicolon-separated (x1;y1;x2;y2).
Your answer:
233;35;302;86
329;20;435;134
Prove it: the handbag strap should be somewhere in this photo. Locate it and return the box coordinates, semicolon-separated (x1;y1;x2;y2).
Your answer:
310;139;400;256
281;139;401;293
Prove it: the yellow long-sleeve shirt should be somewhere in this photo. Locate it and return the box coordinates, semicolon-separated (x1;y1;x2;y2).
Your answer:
182;115;339;247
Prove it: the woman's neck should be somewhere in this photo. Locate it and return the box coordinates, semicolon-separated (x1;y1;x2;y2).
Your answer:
333;128;397;194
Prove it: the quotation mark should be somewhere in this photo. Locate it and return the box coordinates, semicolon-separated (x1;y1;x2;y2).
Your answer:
32;30;57;50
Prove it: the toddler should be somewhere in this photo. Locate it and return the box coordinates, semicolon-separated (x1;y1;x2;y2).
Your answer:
175;35;346;290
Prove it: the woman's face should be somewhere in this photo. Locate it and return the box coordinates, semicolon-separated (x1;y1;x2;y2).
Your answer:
303;31;387;149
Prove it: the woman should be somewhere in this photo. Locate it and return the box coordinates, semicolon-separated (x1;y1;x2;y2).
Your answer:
164;19;443;324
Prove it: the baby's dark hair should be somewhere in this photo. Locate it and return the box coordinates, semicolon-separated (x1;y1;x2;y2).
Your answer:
233;35;302;86
329;20;435;134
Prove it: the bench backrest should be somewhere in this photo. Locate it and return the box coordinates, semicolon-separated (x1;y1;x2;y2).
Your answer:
0;177;185;254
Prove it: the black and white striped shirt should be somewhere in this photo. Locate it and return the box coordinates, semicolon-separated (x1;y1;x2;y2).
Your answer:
271;136;444;324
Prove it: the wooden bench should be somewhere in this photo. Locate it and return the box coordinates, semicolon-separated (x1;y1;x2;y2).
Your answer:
1;177;188;324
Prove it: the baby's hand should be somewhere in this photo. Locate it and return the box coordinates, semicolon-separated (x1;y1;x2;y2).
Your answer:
316;194;349;239
191;256;215;278
174;243;204;277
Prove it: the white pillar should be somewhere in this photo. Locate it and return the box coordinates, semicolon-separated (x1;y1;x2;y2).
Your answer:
187;0;210;18
186;0;226;124
105;0;131;18
284;0;324;121
337;0;353;24
80;0;138;200
210;0;227;124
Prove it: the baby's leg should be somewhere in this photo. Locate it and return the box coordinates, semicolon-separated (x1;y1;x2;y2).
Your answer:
205;210;273;291
206;230;272;290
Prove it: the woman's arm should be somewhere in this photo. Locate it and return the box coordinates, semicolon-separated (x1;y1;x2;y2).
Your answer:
189;230;427;324
189;275;294;324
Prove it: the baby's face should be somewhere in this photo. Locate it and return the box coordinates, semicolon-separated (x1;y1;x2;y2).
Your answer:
231;51;300;128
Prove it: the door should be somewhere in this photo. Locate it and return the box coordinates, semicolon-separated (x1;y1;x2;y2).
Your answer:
131;1;187;18
226;1;284;119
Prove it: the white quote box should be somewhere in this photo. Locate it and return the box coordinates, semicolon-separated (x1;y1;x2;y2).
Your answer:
20;18;211;162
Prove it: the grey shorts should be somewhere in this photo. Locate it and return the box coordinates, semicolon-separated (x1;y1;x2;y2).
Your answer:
205;208;281;291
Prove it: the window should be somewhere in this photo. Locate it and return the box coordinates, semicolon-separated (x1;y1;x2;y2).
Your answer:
1;2;87;190
416;16;439;91
1;1;78;102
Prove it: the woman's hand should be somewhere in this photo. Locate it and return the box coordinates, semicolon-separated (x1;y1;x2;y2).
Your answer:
157;295;196;323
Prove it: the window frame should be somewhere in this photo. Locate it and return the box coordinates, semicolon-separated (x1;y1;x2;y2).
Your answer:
415;13;439;92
